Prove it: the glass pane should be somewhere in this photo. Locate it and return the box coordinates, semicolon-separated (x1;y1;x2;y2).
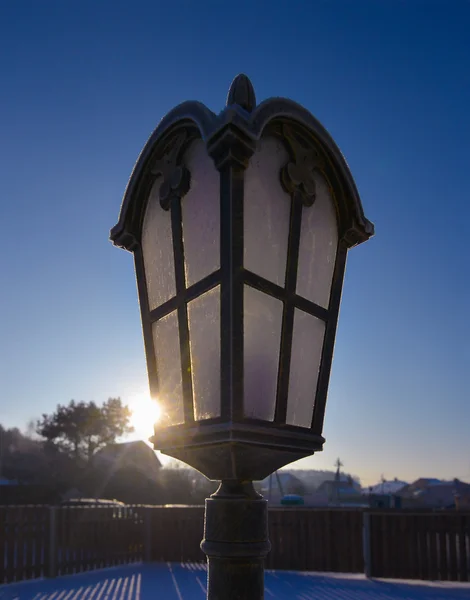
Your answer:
244;137;291;287
296;172;338;308
152;311;184;426
244;286;283;421
286;309;325;428
142;177;176;310
182;139;220;286
188;286;221;420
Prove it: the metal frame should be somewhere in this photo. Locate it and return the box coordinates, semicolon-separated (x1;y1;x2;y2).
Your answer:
110;74;374;480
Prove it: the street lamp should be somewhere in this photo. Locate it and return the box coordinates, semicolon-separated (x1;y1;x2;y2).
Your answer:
110;74;373;599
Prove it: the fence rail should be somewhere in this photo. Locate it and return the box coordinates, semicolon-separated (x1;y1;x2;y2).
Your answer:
1;506;469;584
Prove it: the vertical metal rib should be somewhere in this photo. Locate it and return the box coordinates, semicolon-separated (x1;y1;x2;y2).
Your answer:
170;197;194;424
220;164;245;421
134;248;159;399
275;194;303;424
311;241;348;433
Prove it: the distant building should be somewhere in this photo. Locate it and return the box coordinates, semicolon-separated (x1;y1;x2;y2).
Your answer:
361;478;407;508
399;478;442;496
366;493;402;509
316;479;364;506
315;461;365;507
455;489;470;510
364;478;408;496
260;466;365;507
93;441;162;480
398;478;470;510
260;472;306;500
90;441;163;504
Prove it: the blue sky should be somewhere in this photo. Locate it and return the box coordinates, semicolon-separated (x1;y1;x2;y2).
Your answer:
1;1;469;487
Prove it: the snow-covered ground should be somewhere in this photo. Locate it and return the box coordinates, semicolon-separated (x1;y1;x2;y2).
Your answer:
1;563;469;600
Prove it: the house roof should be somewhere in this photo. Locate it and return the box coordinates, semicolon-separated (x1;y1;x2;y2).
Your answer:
398;478;444;497
94;441;162;480
401;480;470;507
364;480;408;495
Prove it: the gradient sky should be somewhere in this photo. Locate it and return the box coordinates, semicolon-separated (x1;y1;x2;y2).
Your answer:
1;1;469;487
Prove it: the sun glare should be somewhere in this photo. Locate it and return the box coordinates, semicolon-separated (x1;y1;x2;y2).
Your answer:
128;393;161;441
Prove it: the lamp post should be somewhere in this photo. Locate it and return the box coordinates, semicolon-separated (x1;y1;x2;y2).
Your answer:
110;74;373;599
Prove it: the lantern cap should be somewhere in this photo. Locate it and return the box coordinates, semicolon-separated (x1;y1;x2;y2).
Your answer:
226;74;256;113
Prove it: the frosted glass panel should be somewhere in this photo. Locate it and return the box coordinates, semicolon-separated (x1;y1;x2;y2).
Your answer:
244;286;283;420
188;286;221;420
286;310;325;428
152;311;184;426
142;177;176;310
296;172;338;308
182;139;220;286
244;137;291;286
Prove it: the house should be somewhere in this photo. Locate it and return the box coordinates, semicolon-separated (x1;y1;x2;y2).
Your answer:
258;472;333;507
455;489;470;510
90;441;163;504
397;478;470;510
364;478;408;496
361;478;408;509
316;479;364;506
310;459;364;507
414;480;470;510
260;471;307;500
93;441;162;480
398;478;442;497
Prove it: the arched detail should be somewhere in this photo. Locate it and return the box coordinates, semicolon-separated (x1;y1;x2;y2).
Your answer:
111;101;218;251
250;98;374;246
110;77;374;252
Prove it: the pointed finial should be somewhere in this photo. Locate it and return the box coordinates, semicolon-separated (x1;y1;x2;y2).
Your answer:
226;74;256;113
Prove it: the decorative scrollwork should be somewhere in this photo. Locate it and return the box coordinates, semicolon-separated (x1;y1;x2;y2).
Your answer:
151;131;191;210
343;219;375;247
280;125;324;206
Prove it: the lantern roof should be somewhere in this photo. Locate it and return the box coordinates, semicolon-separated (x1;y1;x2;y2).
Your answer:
110;74;374;251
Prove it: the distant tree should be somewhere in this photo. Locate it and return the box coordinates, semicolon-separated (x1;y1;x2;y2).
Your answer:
158;466;194;504
289;480;306;496
0;425;46;483
0;424;64;502
188;470;218;504
36;398;133;463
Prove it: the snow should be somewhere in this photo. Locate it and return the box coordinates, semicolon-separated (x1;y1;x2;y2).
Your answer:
364;480;408;495
1;563;470;600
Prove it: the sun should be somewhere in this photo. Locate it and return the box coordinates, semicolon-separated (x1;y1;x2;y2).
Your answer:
127;393;161;441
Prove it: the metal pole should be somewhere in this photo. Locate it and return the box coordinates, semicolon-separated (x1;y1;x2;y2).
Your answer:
201;480;270;600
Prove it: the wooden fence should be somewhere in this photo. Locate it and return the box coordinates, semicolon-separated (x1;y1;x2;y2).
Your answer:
1;506;469;584
369;511;470;581
267;508;364;573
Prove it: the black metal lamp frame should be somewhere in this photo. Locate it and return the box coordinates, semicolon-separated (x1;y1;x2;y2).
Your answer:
110;74;373;481
110;74;373;600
